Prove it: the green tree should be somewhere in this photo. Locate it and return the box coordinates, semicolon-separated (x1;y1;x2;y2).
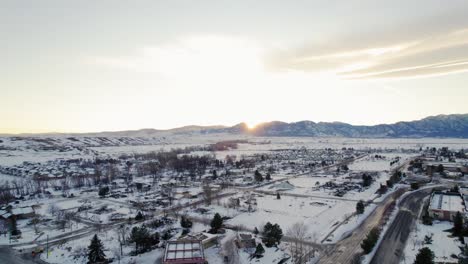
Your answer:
254;170;264;182
453;211;464;236
128;225;158;254
254;243;265;258
180;215;193;228
362;174;372;187
135;211;144;221
414;247;434;264
98;186;109;197
277;192;281;200
459;244;468;264
253;227;259;235
262;222;283;247
10;217;20;236
88;234;107;264
356;200;365;215
361;227;380;254
210;213;223;233
411;182;420;190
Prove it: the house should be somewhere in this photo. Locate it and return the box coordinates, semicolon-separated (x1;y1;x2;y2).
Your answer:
235;233;256;250
163;240;206;264
11;207;35;219
0;210;12;220
180;232;218;248
428;192;465;221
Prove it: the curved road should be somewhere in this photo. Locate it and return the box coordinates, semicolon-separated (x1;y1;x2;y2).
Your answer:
370;188;432;264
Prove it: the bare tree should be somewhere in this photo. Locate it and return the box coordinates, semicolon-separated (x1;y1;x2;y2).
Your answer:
287;222;311;264
221;235;240;264
31;215;40;234
48;204;60;216
202;182;213;205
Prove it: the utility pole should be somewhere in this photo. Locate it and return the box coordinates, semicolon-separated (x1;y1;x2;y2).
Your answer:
46;235;49;258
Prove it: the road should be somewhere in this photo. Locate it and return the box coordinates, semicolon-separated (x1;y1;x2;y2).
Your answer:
318;188;404;264
318;157;418;264
0;246;46;264
370;189;432;264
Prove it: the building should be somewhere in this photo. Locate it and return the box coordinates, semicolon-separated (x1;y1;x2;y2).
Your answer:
428;192;465;221
235;233;256;250
163;240;206;264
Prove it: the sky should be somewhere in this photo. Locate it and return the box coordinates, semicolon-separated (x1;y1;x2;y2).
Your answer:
2;0;468;133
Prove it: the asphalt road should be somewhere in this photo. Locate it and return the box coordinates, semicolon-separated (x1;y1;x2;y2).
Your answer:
318;190;402;264
370;189;431;264
0;246;46;264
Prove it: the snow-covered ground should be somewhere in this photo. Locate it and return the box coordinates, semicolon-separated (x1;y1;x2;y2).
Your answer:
403;220;463;263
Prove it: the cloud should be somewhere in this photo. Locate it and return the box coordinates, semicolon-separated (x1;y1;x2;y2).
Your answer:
267;10;468;80
89;36;263;79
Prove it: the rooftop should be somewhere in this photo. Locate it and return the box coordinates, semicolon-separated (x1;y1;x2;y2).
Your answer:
429;193;465;212
164;240;205;264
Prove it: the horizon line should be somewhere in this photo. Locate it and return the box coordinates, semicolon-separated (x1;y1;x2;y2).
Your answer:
1;113;466;136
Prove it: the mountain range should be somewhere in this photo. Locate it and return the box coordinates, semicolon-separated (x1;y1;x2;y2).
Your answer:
2;114;468;138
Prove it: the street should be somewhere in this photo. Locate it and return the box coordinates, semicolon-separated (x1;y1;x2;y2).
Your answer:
370;189;432;264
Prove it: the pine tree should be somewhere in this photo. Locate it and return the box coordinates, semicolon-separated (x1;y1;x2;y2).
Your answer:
414;247;434;264
10;217;20;236
88;234;107;264
361;227;380;254
356;200;365;215
253;227;259;235
277;192;281;199
210;213;223;233
453;211;464;236
180;215;193;228
135;211;144;221
262;222;283;247
254;170;264;182
254;243;265;258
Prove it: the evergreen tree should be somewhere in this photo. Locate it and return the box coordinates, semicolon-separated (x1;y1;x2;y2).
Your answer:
459;244;468;264
423;234;433;245
10;217;20;236
361;227;380;254
135;211;144;221
262;222;283;247
254;170;264;182
98;186;109;197
128;225;157;254
180;215;193;228
210;213;223;233
386;180;394;188
453;211;464;236
277;192;281;200
265;173;272;181
254;243;265;258
253;227;259;235
88;234;107;264
414;247;434;264
356;200;365;215
362;174;372;187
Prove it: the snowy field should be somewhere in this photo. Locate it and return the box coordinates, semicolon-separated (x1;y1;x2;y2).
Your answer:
403;220;463;263
3;135;468;167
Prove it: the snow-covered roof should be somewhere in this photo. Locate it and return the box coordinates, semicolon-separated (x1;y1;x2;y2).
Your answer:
164;240;205;263
269;181;295;191
11;207;34;216
429;193;465;212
